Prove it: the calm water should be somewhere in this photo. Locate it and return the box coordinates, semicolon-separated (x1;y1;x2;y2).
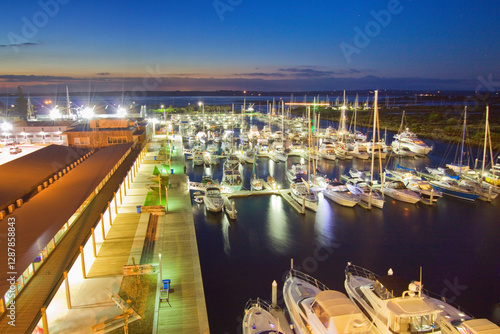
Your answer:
186;121;500;334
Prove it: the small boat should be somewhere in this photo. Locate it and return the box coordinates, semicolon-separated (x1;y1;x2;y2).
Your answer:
345;263;500;334
318;143;337;161
349;142;370;160
286;163;307;183
284;266;373;334
203;186;224;212
192;150;204;166
242;298;284;334
346;179;385;209
334;145;353;160
290;181;318;211
266;176;279;190
430;178;479;201
323;181;359;207
382;180;421;204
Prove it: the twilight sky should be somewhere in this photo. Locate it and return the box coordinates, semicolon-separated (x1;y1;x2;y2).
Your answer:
1;0;499;93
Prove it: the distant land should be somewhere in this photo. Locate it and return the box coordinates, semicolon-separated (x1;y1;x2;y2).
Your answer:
0;89;499;99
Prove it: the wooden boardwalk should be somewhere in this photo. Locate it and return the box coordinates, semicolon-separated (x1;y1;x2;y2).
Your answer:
156;135;210;333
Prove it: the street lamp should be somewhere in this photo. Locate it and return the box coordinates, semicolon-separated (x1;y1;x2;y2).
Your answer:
161;105;165;121
116;107;127;118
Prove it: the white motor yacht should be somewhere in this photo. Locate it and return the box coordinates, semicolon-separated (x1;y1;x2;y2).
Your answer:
318;143;337;161
345;263;500;334
290;181;318;211
284;267;374;334
392;128;432;155
286;163;307;183
192;150;204;166
382;180;421;204
242;298;284;334
323;181;360;207
346;179;384;209
203;186;224;212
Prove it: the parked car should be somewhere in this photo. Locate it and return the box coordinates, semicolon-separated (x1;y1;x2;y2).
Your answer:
9;146;22;154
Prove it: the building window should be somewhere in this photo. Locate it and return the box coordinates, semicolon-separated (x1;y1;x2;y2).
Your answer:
74;137;90;145
107;137;127;144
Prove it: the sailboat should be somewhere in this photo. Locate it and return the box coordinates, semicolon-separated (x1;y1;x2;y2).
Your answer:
430;107;480;201
348;90;385;209
250;148;262;191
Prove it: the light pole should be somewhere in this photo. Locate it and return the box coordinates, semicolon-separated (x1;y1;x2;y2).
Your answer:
161;105;165;121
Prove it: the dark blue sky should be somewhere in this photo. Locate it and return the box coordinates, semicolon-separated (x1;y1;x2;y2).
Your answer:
1;0;499;92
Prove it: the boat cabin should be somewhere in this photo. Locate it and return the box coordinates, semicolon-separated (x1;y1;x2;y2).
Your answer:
311;290;368;333
374;275;442;334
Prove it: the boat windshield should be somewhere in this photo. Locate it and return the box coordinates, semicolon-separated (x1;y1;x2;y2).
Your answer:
389;313;440;334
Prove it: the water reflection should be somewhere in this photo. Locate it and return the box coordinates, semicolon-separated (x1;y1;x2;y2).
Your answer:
221;216;231;256
266;195;291;255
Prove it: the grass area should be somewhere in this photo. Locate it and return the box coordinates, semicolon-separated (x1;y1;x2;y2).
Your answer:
109;274;158;334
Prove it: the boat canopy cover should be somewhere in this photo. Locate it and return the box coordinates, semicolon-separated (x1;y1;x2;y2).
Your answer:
315;290;361;317
315;290;367;332
387;297;441;317
462;319;500;334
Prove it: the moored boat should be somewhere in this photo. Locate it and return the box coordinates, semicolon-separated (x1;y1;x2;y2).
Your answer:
344;263;500;334
323;181;360;207
203;186;224;212
284;266;374;334
290;181;318;211
242;298;284;334
382;180;421;204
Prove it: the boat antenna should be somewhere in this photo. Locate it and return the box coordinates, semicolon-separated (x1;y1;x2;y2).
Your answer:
419;266;423;297
291;258;294;270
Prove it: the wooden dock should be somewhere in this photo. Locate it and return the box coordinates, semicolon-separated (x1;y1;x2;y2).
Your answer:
279;190;305;214
223;196;237;220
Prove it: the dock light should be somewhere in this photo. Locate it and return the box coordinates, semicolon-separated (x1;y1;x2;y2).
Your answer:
82;107;95;119
116;107;127;118
50;106;61;119
1;122;13;132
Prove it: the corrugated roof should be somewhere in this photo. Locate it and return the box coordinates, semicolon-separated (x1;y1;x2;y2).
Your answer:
0;143;132;297
0;145;91;212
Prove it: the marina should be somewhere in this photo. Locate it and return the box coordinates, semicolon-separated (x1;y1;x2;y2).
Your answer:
181;110;500;333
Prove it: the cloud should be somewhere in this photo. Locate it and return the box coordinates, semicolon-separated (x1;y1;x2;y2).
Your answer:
0;42;39;48
96;72;111;76
234;72;287;77
279;67;337;78
0;74;78;82
0;73;483;93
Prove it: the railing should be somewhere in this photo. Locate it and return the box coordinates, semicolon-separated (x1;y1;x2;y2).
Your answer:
244;298;276;314
345;263;475;319
345;263;380;281
287;268;329;291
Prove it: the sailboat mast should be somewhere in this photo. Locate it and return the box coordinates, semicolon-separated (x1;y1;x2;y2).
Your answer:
459;107;467;177
481;106;489;181
66;86;71;117
370;91;378;188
